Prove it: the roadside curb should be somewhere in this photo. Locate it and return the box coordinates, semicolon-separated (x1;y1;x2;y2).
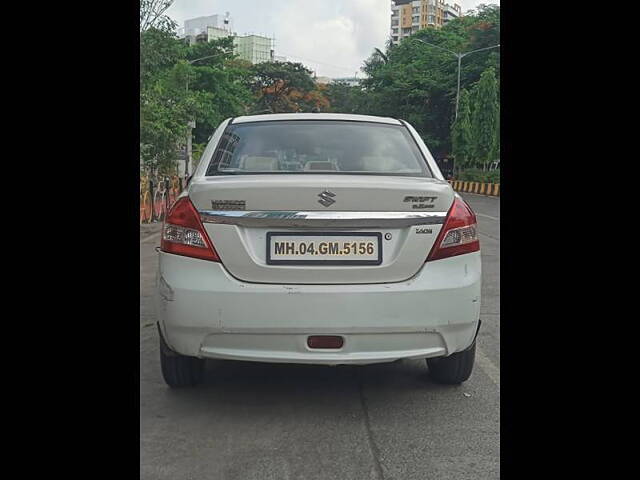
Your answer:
448;180;500;197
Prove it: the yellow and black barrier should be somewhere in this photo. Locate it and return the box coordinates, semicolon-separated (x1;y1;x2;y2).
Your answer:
448;180;500;197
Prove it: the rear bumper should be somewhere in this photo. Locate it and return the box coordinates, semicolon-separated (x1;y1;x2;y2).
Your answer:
155;251;481;365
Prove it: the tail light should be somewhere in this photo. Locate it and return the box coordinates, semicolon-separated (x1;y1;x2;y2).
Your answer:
160;197;220;262
426;196;480;262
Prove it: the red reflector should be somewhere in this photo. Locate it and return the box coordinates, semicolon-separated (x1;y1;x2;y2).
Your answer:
307;336;344;349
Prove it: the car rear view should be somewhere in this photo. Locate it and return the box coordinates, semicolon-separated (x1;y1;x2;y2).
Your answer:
155;113;481;388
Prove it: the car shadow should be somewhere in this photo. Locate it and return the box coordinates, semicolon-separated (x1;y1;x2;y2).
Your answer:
161;358;463;411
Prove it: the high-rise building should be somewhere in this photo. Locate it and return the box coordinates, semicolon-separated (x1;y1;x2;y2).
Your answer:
390;0;462;45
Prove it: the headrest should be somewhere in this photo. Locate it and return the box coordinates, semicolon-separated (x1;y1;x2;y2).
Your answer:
241;156;279;171
360;156;403;172
304;161;337;171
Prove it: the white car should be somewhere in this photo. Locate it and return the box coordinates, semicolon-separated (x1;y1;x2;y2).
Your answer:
155;113;481;387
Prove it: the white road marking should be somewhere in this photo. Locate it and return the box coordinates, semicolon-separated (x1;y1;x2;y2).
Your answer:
140;232;161;244
476;346;500;389
476;213;499;221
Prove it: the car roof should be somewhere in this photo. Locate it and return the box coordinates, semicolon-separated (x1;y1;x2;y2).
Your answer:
231;113;402;125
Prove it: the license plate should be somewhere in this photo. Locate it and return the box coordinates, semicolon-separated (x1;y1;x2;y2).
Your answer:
266;232;382;265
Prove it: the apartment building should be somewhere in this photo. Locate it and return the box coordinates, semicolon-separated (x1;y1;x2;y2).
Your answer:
390;0;462;45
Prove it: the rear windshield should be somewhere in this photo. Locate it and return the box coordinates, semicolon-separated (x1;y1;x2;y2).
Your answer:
205;120;431;177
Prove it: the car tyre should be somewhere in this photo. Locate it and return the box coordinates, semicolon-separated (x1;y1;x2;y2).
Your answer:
427;340;475;385
159;328;204;388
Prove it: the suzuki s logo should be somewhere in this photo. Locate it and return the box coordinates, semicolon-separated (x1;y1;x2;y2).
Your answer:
318;190;336;207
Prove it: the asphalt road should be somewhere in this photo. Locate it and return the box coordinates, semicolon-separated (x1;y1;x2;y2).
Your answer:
140;192;500;480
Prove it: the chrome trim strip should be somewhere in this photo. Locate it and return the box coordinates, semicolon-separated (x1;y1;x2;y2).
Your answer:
199;210;447;228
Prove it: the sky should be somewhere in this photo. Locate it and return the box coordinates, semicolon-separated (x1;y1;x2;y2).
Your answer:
165;0;500;78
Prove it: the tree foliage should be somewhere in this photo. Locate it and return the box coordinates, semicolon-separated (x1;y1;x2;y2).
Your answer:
351;4;500;161
470;66;499;169
139;26;252;174
184;37;254;143
324;82;366;114
451;89;473;173
140;27;185;85
287;84;331;113
140;59;198;174
249;62;318;113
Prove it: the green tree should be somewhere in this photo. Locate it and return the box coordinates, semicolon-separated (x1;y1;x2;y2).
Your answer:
358;5;499;159
140;27;186;85
184;37;253;143
140;25;190;175
470;67;499;170
454;4;501;83
324;82;366;113
451;89;473;175
490;112;500;168
140;61;198;175
360;35;458;156
139;20;253;174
